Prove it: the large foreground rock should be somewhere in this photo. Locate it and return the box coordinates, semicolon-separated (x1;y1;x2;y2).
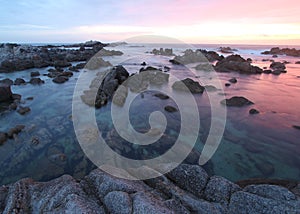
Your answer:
0;163;299;213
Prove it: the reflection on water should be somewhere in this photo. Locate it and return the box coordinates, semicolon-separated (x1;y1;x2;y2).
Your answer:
0;44;300;185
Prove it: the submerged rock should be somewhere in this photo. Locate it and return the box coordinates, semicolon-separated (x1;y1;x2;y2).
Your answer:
164;105;178;113
7;124;25;139
153;93;169;100
29;78;44;85
17;106;31;115
172;78;205;93
249;108;260;114
221;96;254;107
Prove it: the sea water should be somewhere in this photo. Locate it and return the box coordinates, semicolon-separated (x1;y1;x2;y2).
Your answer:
0;43;299;185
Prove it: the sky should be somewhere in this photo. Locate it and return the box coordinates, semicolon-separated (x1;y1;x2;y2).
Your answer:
0;0;300;45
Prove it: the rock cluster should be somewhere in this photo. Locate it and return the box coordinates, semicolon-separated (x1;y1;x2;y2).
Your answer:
262;47;300;57
170;49;223;65
0;124;25;145
218;47;238;54
215;55;263;74
0;41;122;72
0;163;299;213
151;48;174;56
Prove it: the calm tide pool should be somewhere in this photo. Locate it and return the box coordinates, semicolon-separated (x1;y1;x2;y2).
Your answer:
0;43;300;185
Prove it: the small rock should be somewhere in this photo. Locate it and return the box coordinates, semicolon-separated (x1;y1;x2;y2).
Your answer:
29;78;44;85
272;55;278;58
164;105;178;113
153;93;169;100
14;78;26;85
249;108;260;114
17;106;31;115
53;76;68;84
141;62;147;66
296;61;300;64
221;96;254;107
225;83;231;87
229;77;237;83
30;71;40;77
292;125;300;130
270;61;286;70
7;124;25;138
26;97;34;100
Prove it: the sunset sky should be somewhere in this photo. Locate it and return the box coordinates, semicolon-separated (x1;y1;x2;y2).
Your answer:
0;0;299;45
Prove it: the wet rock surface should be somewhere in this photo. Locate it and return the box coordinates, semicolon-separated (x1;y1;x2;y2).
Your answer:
0;163;299;213
221;96;254;107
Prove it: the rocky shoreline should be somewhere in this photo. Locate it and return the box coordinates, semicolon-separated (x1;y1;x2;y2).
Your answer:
0;163;299;213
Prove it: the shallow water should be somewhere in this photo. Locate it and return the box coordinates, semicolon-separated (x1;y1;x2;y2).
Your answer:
0;43;300;185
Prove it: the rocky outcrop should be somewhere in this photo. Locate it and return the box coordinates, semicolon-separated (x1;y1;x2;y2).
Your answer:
218;47;237;54
0;42;123;72
172;78;205;93
215;55;263;74
170;49;223;65
81;65;129;108
151;48;174;56
0;163;299;213
221;96;254;107
262;47;300;57
0;84;13;102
